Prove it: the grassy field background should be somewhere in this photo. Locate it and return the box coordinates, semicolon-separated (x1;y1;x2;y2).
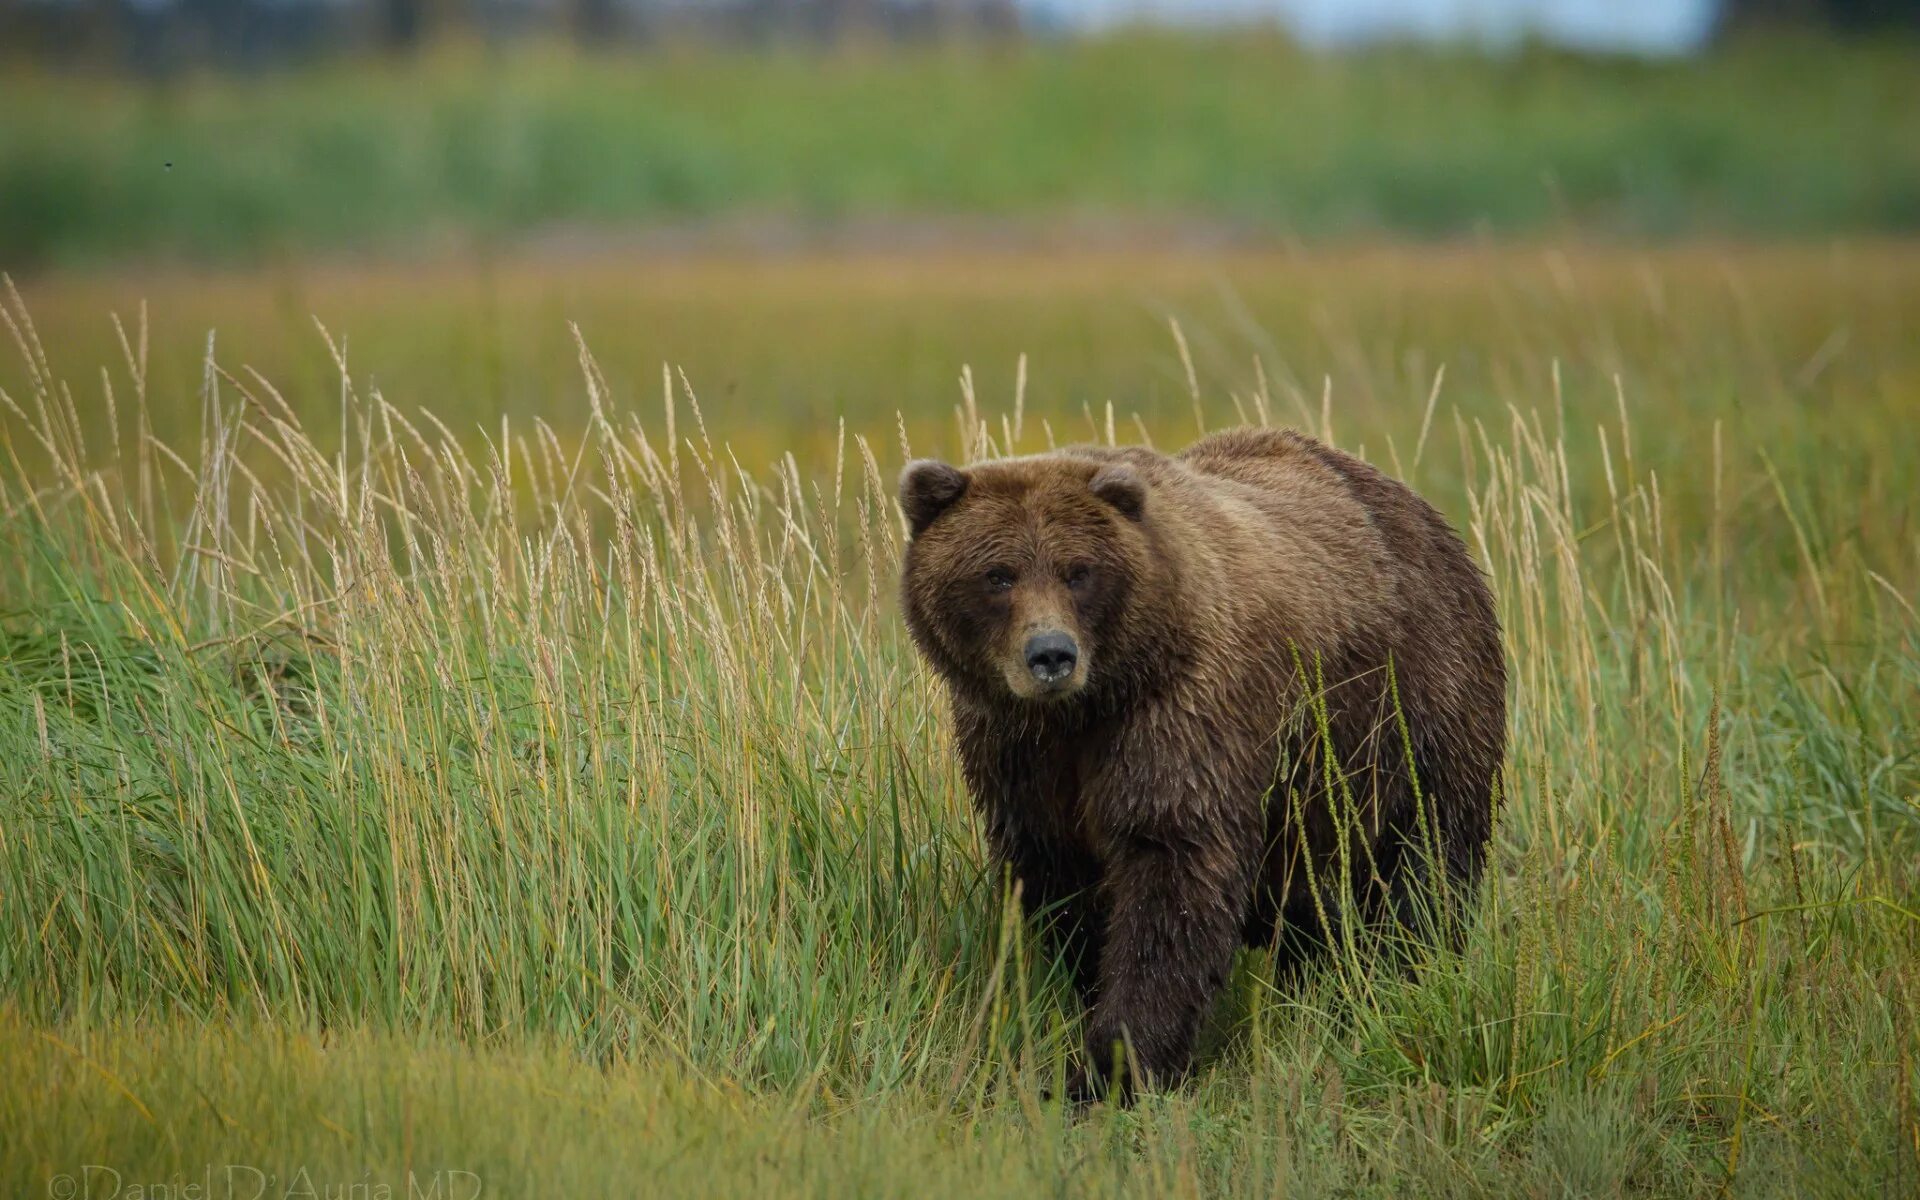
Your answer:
3;27;1919;1196
5;34;1920;266
2;236;1917;1194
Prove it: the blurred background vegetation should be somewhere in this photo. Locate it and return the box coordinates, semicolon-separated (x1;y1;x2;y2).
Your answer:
2;2;1918;268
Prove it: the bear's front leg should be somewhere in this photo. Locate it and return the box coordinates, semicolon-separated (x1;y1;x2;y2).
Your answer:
995;833;1104;1007
1069;834;1254;1102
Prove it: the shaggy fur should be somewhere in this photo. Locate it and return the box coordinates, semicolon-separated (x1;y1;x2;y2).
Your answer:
899;428;1507;1101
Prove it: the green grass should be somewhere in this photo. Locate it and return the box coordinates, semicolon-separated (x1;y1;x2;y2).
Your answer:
4;33;1920;266
1;243;1918;1195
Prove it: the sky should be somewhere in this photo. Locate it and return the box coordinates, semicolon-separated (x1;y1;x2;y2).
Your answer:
1035;0;1724;54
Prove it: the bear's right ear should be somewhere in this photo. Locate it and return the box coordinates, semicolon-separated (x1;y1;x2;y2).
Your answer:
898;460;969;537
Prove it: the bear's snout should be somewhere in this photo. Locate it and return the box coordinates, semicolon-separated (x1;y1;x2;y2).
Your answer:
1024;631;1079;688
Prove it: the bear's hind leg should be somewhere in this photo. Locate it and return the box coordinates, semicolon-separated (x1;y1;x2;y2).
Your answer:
1370;818;1483;965
1268;893;1341;986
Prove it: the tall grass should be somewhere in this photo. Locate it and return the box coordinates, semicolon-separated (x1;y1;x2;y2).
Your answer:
1;273;1916;1195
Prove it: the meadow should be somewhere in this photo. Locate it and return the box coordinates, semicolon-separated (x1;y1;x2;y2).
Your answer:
5;34;1920;267
1;237;1916;1196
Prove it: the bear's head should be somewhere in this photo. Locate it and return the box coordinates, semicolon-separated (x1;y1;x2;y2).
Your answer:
898;453;1164;707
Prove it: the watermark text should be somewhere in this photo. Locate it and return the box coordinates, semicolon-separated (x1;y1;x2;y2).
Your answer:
46;1165;482;1200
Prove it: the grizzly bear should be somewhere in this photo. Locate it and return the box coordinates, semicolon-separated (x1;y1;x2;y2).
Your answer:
898;427;1506;1102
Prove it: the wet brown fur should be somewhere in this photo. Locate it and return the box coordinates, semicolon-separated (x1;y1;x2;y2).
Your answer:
899;428;1507;1101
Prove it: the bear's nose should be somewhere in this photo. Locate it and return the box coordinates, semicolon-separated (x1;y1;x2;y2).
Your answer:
1024;632;1078;685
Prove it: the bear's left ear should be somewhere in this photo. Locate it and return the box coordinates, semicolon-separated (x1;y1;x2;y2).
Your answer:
899;459;969;537
1089;464;1146;522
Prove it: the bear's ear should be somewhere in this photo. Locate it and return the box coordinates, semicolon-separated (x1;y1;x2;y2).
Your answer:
899;459;969;536
1089;464;1146;522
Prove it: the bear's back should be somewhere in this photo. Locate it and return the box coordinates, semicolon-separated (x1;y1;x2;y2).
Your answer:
1192;426;1506;830
1174;427;1345;501
1156;428;1398;645
1173;427;1488;627
1176;424;1504;746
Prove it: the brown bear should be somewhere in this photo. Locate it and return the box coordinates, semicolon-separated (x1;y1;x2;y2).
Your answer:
898;427;1506;1102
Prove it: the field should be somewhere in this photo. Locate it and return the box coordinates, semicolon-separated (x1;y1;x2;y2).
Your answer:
2;237;1916;1196
5;35;1920;266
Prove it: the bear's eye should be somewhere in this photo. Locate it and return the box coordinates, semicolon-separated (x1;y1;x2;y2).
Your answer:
1065;564;1092;590
985;568;1016;592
